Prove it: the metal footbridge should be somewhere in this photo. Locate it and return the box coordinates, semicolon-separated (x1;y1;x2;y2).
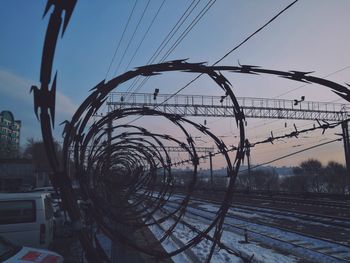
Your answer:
107;92;349;121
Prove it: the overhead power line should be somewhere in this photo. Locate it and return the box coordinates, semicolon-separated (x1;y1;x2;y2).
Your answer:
122;0;200;98
129;0;217;96
123;0;208;98
124;0;166;72
114;0;151;75
273;65;350;99
105;0;138;80
159;0;217;62
147;0;200;66
160;0;300;105
247;65;350;130
169;118;346;167
125;0;300;125
213;0;299;65
243;138;342;172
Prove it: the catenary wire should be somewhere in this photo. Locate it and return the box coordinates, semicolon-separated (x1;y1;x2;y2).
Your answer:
124;0;166;72
125;0;300;125
113;0;151;75
241;138;342;172
104;0;138;80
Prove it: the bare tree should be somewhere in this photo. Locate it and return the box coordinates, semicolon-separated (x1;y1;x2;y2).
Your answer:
299;159;325;193
324;161;347;194
23;138;61;171
281;159;347;194
237;169;279;191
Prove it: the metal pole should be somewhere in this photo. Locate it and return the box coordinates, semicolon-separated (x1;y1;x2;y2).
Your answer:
247;151;251;192
209;152;213;189
245;139;251;192
342;120;350;193
106;117;117;262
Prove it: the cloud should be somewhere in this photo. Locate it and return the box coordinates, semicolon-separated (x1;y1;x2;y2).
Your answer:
0;69;32;102
0;68;77;118
56;90;77;116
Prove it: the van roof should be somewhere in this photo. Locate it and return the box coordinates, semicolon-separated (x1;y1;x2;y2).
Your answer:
30;187;56;193
32;187;55;191
0;192;50;200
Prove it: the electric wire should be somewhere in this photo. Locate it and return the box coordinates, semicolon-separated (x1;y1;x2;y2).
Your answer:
169;118;346;167
273;65;350;99
113;0;151;75
104;0;138;80
242;138;342;172
129;0;216;97
125;0;300;125
162;0;300;103
159;0;217;62
147;0;200;66
124;0;166;72
123;0;205;98
121;0;200;101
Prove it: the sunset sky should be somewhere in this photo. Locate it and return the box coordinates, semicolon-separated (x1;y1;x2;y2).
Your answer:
1;0;349;168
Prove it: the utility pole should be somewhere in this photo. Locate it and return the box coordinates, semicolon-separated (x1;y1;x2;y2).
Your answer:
342;120;350;193
247;152;251;193
107;118;112;152
106;117;117;262
245;139;251;193
209;152;213;189
105;117;112;177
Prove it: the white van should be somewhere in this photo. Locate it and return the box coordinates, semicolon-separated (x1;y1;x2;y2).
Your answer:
0;192;54;249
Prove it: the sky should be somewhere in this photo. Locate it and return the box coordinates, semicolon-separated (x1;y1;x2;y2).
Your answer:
1;0;350;168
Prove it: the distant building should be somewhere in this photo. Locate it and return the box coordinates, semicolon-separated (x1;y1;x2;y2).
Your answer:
0;111;21;158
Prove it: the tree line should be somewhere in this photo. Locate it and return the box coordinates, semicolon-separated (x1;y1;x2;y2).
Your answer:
236;159;348;194
19;139;349;195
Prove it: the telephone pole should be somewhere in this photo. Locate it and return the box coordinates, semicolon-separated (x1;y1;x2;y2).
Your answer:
342;120;350;193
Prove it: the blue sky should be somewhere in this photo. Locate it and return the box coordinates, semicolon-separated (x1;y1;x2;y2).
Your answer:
1;0;349;167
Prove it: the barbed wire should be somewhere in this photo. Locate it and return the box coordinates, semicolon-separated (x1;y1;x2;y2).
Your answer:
33;1;350;262
170;119;346;167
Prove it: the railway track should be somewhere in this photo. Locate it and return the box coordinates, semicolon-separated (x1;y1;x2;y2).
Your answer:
164;200;350;262
142;206;202;263
141;192;350;243
170;193;350;228
186;190;350;218
233;194;350;214
183;194;350;233
136;199;256;262
155;207;256;263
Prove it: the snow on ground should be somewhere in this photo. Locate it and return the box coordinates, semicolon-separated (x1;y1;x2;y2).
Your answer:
195;201;350;251
167;202;350;263
193;199;348;229
118;193;349;262
150;212;244;263
199;203;262;220
148;223;193;263
150;209;299;263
